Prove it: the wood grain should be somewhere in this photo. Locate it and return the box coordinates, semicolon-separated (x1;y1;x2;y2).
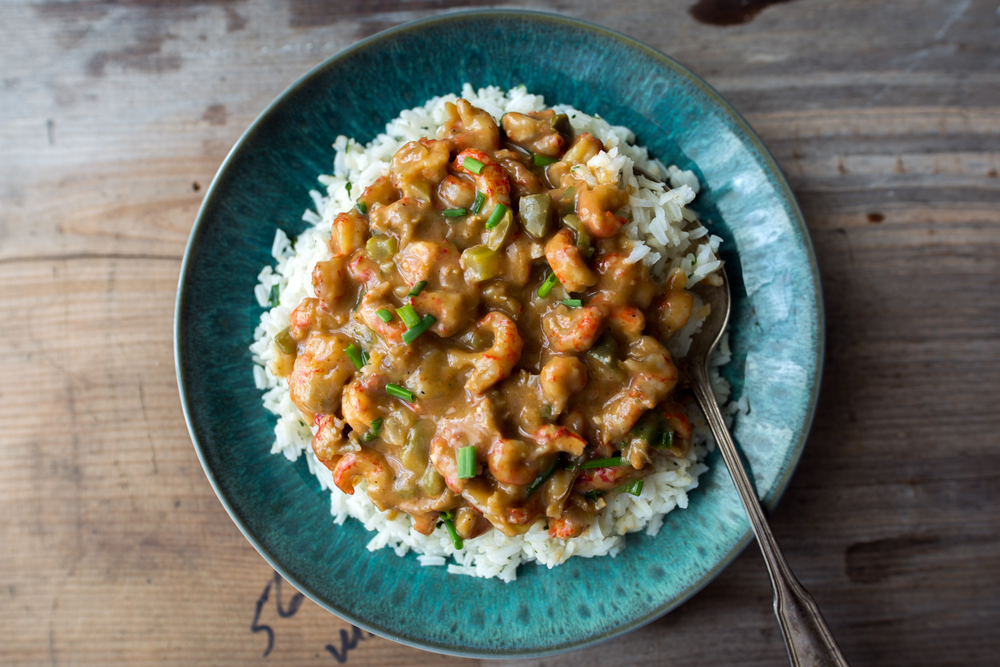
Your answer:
1;0;998;665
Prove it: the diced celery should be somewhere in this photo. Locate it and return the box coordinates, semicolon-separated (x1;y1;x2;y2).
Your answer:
562;214;591;255
274;327;296;355
365;235;397;261
550;113;572;136
486;209;514;251
587;333;621;375
462;245;500;282
519;193;553;239
418;466;445;496
401;420;434;471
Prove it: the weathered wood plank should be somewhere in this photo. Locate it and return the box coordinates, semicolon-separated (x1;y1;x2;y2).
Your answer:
1;0;999;665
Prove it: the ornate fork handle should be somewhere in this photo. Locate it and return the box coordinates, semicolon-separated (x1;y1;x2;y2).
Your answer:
691;363;850;667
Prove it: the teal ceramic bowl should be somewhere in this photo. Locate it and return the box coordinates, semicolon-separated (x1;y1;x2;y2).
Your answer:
175;9;822;659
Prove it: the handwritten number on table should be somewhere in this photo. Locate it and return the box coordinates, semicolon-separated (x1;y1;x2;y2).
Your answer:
250;571;374;661
251;570;305;657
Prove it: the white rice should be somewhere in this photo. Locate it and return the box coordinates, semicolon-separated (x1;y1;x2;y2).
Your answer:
250;85;743;582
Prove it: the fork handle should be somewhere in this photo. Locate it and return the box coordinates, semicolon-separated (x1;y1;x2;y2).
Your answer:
691;364;850;667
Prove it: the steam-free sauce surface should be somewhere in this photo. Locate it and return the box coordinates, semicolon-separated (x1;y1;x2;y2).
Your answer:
272;100;697;543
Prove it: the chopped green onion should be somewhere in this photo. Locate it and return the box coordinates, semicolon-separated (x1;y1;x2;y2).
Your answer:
563;455;582;471
385;383;415;402
631;414;658;442
440;510;464;550
457;446;476;479
376;308;393;323
442;208;466;218
533;154;559;167
344;343;365;370
363;417;383;442
616;479;644;497
470;190;486;214
268;284;280;308
485;203;507;229
274;327;296;355
654;429;674;450
396;304;420;329
584;490;603;502
561;299;583;308
486;209;513;250
361;350;369;366
345;182;352;197
525;458;560;496
580;456;626;469
402;314;436;344
537;271;560;298
462;157;485;174
407;281;427;299
356;201;367;215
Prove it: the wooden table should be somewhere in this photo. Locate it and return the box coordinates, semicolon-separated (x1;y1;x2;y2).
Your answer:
2;1;998;664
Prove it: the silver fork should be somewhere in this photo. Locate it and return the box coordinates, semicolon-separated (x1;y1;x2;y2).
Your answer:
688;269;850;667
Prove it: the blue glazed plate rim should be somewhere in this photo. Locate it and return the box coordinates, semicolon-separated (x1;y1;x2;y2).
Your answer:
174;8;823;659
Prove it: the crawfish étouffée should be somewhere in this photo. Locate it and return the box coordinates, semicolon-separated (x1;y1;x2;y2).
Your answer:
272;100;698;542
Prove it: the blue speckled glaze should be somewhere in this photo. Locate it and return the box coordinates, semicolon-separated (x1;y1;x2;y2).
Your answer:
174;9;823;659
